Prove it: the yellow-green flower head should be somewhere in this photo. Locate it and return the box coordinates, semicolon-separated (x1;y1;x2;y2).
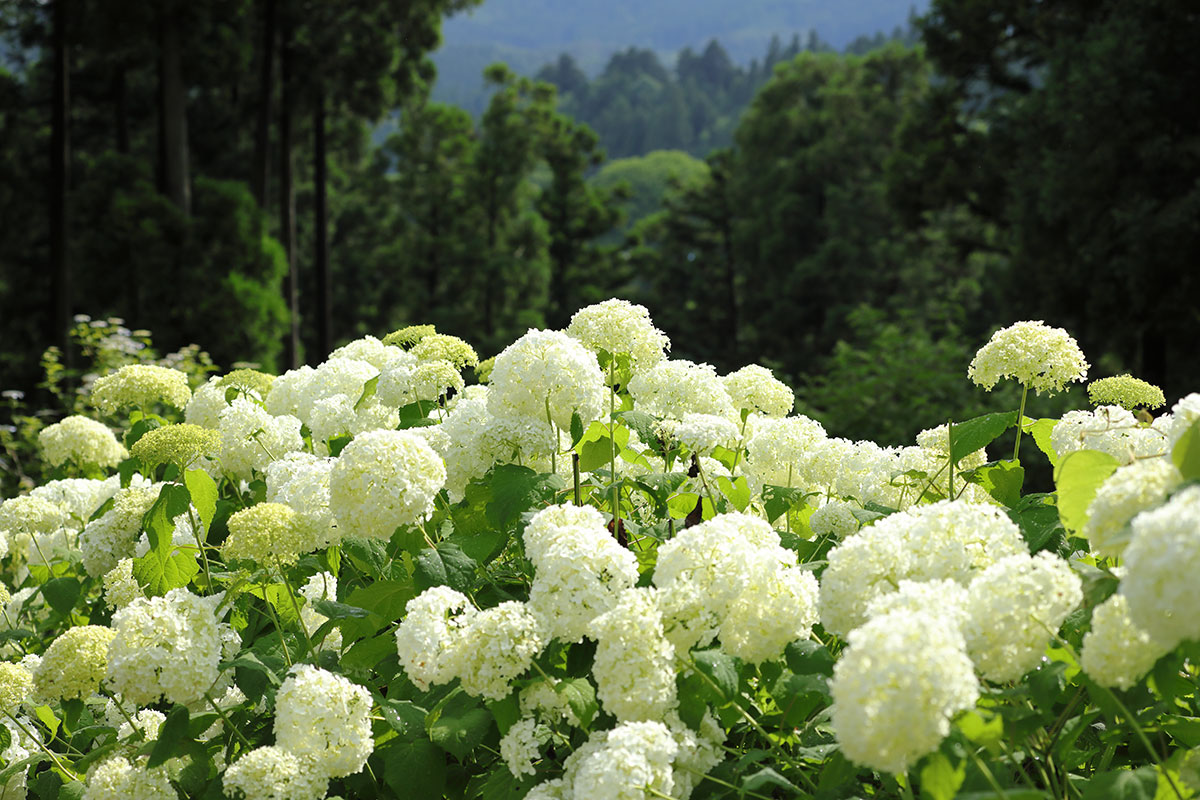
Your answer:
382;324;436;349
102;558;143;611
411;359;465;402
722;364;794;418
329;430;447;540
218;368;276;399
82;755;176;800
412;333;479;369
130;423;221;470
475;356;496;385
0;495;67;541
968;320;1089;394
565;298;670;367
0;661;33;715
0;583;9;608
32;625;116;701
223;502;305;566
38;415;128;468
223;746;328;800
1087;374;1166;410
89;364;192;415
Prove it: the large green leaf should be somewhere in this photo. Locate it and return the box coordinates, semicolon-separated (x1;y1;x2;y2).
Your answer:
144;483;192;554
183;469;218;534
132;551;200;598
1172;418;1200;480
486;465;564;530
693;649;739;704
1080;767;1157;800
147;706;190;769
42;577;81;616
414;542;478;594
575;420;629;473
382;738;446;799
1054;449;1119;534
426;691;493;761
959;459;1024;507
919;752;965;800
949;411;1019;463
1024;417;1061;467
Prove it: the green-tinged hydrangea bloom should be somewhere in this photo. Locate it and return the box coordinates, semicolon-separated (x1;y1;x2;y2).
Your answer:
38;415;128;468
565;298;670;367
968;320;1089;394
0;495;66;541
1087;374;1166;410
1080;593;1168;690
382;324;436;349
89;364;192;414
223;502;306;566
102;558;143;610
130;423;221;470
33;625;116;701
0;661;33;714
218;368;276;398
411;359;465;402
329;430;446;540
412;333;479;369
475;356;495;384
223;746;328;800
723;364;793;417
0;583;9;608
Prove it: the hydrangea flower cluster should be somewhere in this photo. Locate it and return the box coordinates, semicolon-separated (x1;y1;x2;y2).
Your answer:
1052;405;1168;464
32;625;115;701
1120;485;1200;648
723;364;794;417
38;415;128;468
565;298;670;367
129;422;221;470
273;664;373;778
488;328;606;431
89;364;192;414
627;359;734;420
1087;374;1166;410
968;320;1089;394
329;429;446;540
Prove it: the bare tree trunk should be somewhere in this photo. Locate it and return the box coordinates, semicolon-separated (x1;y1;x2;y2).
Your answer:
279;13;299;368
251;0;276;208
50;0;71;371
157;5;191;213
313;85;332;359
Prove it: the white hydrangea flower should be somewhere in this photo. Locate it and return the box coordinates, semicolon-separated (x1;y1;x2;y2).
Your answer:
329;429;446;540
568;720;679;800
307;393;400;456
298;572;342;652
409;359;466;403
222;746;328;800
329;335;411;371
519;677;583;728
218;397;304;480
82;755;176;800
102;558;143;610
263;365;316;418
589;588;676;722
524;504;639;644
274;665;373;778
1164;393;1200;451
375;352;419;408
266;452;339;550
745;414;828;489
32;625;115;702
89;364;192;415
117;709;166;742
106;589;228;706
566;298;670;367
819;500;1028;636
968;320;1088;394
1080;593;1169;690
0;495;65;561
296;358;379;421
78;484;160;577
488;329;606;431
185;375;234;429
395;586;478;691
864;578;969;630
831;609;979;774
0;715;36;798
1121;485;1200;649
1084;458;1182;557
411;333;480;369
451;601;544;701
500;717;547;778
666;709;724;799
29;475;124;530
962;552;1082;682
809;499;861;539
38;415;128;468
1051;406;1168;464
723;364;793;418
0;661;33;715
719;565;819;664
674;413;740;455
627;359;735;420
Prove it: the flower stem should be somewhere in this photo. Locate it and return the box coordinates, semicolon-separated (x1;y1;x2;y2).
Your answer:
1013;384;1029;462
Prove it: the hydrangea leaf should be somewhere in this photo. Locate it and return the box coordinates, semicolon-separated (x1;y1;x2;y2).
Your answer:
959;460;1024;508
426;690;492;761
1054;450;1120;534
1023;417;1061;468
132;551;200;598
1171;419;1200;481
554;677;598;730
948;411;1019;464
485;465;564;531
42;577;81;616
716;475;751;511
414;542;478;594
147;705;191;769
919;752;965;800
184;468;218;533
693;649;739;704
382;738;446;799
1080;767;1157;800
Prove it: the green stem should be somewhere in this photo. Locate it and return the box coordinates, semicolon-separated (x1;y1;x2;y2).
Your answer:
260;579;293;667
898;773;917;800
188;506;215;595
100;687;145;741
966;745;1008;799
693;454;719;512
572;453;581;506
546;396;557;476
4;711;77;781
278;567;316;662
1013;384;1029;462
205;690;254;749
609;362;620;534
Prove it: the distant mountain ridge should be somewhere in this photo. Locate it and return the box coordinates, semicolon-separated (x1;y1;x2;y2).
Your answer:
432;0;928;112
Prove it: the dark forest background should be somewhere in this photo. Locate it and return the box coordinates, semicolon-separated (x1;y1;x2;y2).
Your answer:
1;0;1197;446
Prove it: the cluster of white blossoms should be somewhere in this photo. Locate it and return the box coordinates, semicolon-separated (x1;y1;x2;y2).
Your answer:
299;571;342;651
1164;392;1200;450
723;364;794;418
218;397;304;480
1080;593;1169;690
38;415;128;468
78;483;161;577
328;429;446;540
967;320;1089;394
273;664;373;778
89;363;192;414
961;552;1082;682
1120;485;1200;649
831;609;979;775
809;498;862;539
674;412;741;455
744;414;827;489
265;452;339;550
106;588;228;706
1083;458;1182;557
82;754;175;800
523;504;639;643
488;328;606;431
395;588;543;701
819;500;1027;635
223;502;307;566
628;359;735;420
1087;374;1166;410
1051;405;1168;464
565;298;670;368
222;745;327;800
589;587;677;722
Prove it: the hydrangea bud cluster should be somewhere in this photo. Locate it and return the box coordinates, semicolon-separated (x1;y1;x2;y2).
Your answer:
1087;375;1166;410
130;423;221;470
